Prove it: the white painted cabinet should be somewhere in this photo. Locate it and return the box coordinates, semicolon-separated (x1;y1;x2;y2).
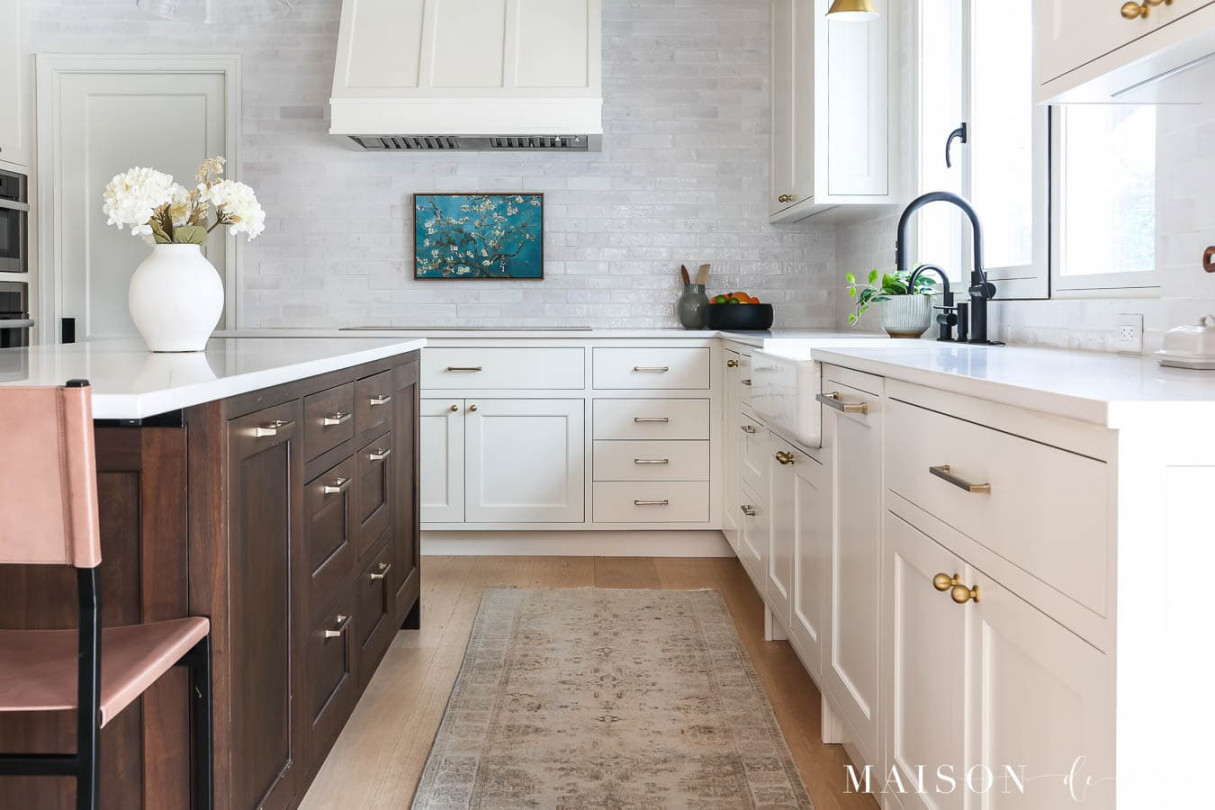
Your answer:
737;483;769;596
420;399;465;523
821;369;884;770
721;350;742;547
769;0;894;222
767;437;797;631
0;0;30;169
1034;0;1215;102
787;441;829;684
464;399;584;523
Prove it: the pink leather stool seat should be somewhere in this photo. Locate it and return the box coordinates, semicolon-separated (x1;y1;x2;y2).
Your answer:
0;616;210;727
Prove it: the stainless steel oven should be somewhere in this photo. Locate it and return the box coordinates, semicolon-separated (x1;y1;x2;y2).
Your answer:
0;168;29;274
0;282;31;349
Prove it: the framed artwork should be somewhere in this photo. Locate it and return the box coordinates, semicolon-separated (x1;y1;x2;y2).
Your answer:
413;192;544;279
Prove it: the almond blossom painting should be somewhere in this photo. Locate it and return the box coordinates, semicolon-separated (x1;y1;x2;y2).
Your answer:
413;193;544;279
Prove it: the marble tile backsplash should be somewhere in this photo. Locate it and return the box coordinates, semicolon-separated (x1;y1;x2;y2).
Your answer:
25;0;837;330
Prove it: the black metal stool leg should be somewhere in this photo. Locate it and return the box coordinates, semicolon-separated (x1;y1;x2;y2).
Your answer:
187;635;214;810
75;569;101;810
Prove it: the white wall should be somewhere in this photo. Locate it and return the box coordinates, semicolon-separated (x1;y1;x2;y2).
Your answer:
25;0;836;330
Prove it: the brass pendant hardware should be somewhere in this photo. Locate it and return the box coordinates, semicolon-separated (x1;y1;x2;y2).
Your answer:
776;451;796;465
1121;0;1171;19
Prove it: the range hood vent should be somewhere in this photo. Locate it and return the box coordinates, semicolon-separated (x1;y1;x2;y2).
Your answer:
348;135;595;152
331;1;603;152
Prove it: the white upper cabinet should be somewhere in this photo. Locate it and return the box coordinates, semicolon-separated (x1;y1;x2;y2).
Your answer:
1035;0;1215;102
769;0;895;222
0;0;30;169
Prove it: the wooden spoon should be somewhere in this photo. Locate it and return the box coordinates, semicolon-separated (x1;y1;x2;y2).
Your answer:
680;265;691;285
696;264;711;285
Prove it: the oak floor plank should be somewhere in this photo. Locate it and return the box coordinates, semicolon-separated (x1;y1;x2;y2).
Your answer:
301;554;877;810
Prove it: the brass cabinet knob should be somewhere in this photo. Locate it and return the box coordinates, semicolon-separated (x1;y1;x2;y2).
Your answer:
775;451;796;465
1122;0;1170;19
933;572;979;604
933;573;958;592
778;193;795;203
450;403;459;412
727;359;739;368
469;404;478;412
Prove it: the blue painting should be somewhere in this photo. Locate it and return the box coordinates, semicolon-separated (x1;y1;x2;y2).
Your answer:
414;193;544;279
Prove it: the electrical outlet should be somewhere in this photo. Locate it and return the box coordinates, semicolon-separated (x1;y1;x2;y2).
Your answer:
1115;314;1144;354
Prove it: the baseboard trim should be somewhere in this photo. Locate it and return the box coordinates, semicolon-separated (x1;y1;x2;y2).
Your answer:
422;530;735;557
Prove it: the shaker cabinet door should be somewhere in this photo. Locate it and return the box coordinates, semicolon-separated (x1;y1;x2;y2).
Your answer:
420;399;465;523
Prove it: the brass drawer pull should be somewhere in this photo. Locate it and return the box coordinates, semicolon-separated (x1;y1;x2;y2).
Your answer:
929;465;991;494
727;359;739;368
322;411;352;427
817;392;868;415
740;424;758;434
933;573;980;604
1121;0;1170;20
633;416;669;423
252;419;293;438
446;366;483;372
778;193;795;203
323;614;350;639
321;477;351;495
369;394;393;407
369;561;393;581
634;458;670;465
634;499;670;506
740;504;757;517
633;366;670;372
369;447;392;462
775;451;795;465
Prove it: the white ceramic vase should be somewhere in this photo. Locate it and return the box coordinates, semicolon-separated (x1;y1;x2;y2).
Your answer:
128;244;223;352
881;295;933;339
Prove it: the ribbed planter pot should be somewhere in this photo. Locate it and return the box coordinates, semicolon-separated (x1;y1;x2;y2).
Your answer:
881;295;933;339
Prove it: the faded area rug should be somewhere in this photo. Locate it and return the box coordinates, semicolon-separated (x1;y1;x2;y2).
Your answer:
412;588;813;809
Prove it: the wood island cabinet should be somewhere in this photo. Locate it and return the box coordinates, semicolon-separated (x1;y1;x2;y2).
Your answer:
0;350;422;810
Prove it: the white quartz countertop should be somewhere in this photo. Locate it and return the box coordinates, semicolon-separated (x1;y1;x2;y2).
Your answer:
808;343;1215;427
0;337;427;420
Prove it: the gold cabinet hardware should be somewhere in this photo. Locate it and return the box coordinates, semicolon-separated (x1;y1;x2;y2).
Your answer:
634;499;670;506
321;477;351;495
469;404;478;412
369;447;392;462
929;465;991;494
322;411;352;427
446;366;483;372
933;572;980;604
369;561;393;581
727;359;739;368
633;366;670;372
634;416;669;423
778;193;795;203
323;614;350;639
740;504;757;517
776;450;796;465
740;424;758;434
1121;0;1171;19
449;403;459;412
634;458;671;465
252;419;293;438
369;394;393;407
741;379;753;386
817;392;868;415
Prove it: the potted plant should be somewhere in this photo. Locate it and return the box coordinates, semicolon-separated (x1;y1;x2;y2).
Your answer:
102;157;265;352
846;268;938;338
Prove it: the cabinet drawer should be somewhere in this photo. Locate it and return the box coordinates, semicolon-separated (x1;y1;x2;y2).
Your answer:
355;370;394;435
355;540;395;686
739;412;768;496
304;383;356;461
422;348;584;389
592;482;709;523
355;431;393;560
305;457;356;622
305;594;356;763
885;398;1109;614
592;347;710;390
593;399;709;440
592;440;710;482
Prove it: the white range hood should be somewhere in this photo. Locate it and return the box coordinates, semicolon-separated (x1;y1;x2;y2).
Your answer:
330;0;603;152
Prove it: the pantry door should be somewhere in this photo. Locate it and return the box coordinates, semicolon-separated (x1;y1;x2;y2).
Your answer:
36;55;239;342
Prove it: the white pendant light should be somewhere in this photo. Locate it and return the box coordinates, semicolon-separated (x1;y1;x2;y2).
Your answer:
826;0;880;22
137;0;292;24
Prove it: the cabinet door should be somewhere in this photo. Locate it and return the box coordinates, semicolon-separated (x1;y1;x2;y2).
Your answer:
465;399;585;523
768;437;798;631
420;399;464;523
0;0;29;168
722;350;740;544
823;378;883;768
304;593;356;766
391;358;421;624
825;0;889;196
227;400;304;810
883;513;968;810
356;541;396;688
770;0;796;215
740;411;769;496
789;445;829;683
304;456;356;626
970;570;1114;809
738;485;769;596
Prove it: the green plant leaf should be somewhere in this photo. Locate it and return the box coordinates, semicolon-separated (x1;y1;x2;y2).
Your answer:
172;225;209;246
845;272;856;284
867;269;879;284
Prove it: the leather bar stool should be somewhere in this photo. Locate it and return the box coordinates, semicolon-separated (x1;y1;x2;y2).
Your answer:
0;380;213;810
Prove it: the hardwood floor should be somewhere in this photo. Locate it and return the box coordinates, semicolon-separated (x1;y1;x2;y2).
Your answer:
299;556;878;810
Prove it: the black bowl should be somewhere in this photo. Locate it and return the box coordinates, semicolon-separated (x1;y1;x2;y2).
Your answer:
706;303;774;331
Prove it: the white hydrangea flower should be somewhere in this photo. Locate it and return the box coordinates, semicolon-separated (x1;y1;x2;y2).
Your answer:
168;184;193;226
101;167;176;236
204;179;266;241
